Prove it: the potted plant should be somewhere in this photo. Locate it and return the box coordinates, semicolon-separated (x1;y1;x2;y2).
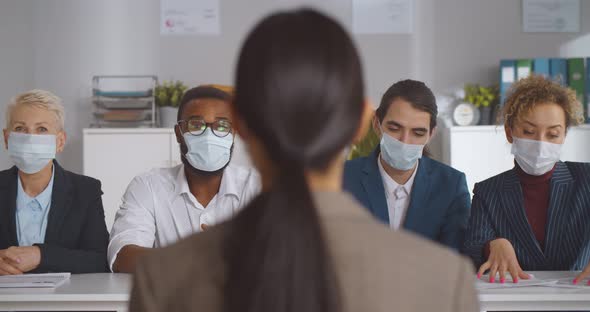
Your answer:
348;123;380;160
156;80;188;128
464;84;499;125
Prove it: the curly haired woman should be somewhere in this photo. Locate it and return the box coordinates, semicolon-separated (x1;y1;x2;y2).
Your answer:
463;75;590;285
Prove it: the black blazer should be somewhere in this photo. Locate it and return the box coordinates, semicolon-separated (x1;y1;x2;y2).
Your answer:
463;161;590;271
0;161;109;273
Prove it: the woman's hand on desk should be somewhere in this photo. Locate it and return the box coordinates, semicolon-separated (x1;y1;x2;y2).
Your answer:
0;246;40;274
0;255;22;275
477;238;530;284
574;262;590;285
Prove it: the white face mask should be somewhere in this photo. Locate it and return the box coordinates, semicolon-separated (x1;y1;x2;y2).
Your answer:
380;131;424;171
511;137;562;176
7;132;57;174
182;128;233;172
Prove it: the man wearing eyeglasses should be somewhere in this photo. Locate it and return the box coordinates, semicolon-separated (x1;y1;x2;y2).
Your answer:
108;85;260;273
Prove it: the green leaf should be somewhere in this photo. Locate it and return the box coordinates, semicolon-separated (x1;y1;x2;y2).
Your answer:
156;80;188;106
348;124;380;160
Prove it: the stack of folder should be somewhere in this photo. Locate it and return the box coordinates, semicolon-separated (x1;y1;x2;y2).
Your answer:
499;57;589;123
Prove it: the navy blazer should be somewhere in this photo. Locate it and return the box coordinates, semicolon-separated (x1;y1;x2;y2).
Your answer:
463;161;590;271
343;149;471;251
0;161;109;273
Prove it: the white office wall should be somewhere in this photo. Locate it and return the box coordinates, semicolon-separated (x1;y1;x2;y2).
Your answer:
561;33;590;57
425;0;590;159
31;0;161;172
29;0;416;173
0;0;588;172
0;0;35;170
429;0;589;91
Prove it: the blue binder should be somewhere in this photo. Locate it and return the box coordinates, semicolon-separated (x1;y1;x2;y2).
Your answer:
533;58;550;78
550;58;568;86
500;60;516;109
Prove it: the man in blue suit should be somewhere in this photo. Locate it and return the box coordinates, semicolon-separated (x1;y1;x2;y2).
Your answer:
343;80;470;251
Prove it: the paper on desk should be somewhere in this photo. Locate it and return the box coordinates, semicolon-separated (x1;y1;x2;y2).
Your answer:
476;273;558;289
0;273;70;288
549;278;590;289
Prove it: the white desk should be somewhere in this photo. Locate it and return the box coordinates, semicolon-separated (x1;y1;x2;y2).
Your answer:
0;273;131;311
479;271;590;311
1;271;588;311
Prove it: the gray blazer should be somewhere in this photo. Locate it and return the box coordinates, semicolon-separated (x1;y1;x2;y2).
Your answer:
129;191;479;312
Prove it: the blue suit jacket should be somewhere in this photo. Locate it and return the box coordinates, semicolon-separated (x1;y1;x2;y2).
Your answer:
463;161;590;271
343;149;471;251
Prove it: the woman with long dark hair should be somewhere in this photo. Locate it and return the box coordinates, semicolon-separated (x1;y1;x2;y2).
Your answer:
129;9;478;312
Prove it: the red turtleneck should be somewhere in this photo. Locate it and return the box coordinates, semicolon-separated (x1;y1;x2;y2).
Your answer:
483;164;555;258
515;163;555;250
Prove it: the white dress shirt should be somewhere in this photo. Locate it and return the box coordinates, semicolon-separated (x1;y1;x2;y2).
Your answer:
377;157;418;230
107;164;260;271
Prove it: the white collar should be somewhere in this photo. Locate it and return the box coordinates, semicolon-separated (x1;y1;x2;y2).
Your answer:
377;156;419;195
173;164;240;199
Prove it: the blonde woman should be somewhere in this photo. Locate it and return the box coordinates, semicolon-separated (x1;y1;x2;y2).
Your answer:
0;90;109;275
463;76;590;285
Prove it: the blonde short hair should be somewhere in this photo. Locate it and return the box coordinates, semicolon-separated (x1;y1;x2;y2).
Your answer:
5;89;65;130
502;75;584;129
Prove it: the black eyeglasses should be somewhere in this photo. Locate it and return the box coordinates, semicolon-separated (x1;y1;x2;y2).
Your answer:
177;119;232;137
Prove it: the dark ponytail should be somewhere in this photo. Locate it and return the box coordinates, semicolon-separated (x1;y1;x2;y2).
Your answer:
224;9;364;312
225;165;340;312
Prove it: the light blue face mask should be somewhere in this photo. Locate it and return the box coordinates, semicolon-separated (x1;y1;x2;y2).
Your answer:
380;131;424;171
7;132;57;174
182;128;233;172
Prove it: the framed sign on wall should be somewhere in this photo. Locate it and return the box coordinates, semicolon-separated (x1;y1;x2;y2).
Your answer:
522;0;580;33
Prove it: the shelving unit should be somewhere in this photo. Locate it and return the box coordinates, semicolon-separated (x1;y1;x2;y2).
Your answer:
91;75;158;128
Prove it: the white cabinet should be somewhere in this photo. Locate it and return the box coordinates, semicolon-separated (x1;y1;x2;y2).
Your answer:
83;128;252;231
441;125;590;195
83;129;177;231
